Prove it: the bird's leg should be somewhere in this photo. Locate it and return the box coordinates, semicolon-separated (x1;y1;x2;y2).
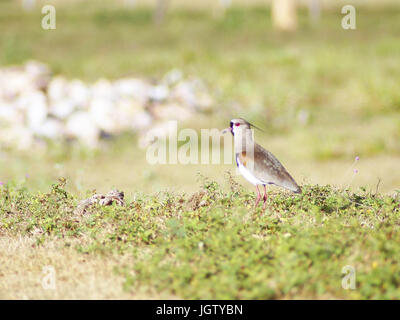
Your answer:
255;185;261;207
262;185;268;210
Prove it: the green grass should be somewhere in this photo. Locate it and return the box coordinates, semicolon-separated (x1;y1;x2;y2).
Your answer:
1;1;400;299
1;2;400;193
1;176;400;299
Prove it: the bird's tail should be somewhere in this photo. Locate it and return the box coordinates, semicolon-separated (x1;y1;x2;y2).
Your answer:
293;185;302;194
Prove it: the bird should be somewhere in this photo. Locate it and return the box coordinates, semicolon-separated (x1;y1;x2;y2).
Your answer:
223;118;301;210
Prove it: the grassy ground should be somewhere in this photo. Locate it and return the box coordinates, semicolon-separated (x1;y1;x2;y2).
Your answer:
1;177;400;299
1;1;400;193
1;1;400;299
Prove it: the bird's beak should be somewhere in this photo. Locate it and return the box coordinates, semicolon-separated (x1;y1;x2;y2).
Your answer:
221;127;232;134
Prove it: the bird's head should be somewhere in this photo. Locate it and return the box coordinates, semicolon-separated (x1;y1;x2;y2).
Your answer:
222;118;252;136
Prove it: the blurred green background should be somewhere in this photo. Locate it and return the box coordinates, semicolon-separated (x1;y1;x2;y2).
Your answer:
0;0;399;195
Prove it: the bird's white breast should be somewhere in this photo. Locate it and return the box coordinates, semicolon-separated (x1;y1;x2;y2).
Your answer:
237;159;264;186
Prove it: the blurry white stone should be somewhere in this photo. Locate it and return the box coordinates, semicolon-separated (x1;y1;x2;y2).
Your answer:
151;103;193;121
89;98;117;133
114;78;149;104
16;90;48;129
171;82;196;109
48;77;68;101
1;69;32;98
67;79;90;108
49;100;76;119
92;78;115;101
148;84;169;102
66;112;99;148
25;60;50;78
115;99;147;132
0;61;214;149
163;69;183;86
25;60;51;90
26;101;48;130
171;80;213;111
34;118;64;139
0;103;23;125
116;97;144;113
131;111;153;131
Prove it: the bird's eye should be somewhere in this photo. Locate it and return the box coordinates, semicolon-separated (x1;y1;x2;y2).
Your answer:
235;123;240;127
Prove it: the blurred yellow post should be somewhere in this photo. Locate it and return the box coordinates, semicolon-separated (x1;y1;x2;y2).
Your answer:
272;0;298;31
308;0;321;24
154;0;169;25
213;0;232;18
124;0;136;8
22;0;35;11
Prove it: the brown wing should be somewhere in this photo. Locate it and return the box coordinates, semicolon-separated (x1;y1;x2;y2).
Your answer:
239;144;301;193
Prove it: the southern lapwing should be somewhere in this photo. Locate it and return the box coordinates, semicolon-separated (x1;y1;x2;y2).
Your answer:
223;118;301;209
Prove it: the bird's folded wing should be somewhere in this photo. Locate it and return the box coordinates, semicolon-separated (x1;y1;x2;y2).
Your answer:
238;145;301;193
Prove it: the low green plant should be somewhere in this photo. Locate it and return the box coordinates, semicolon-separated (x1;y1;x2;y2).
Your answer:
1;176;399;299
